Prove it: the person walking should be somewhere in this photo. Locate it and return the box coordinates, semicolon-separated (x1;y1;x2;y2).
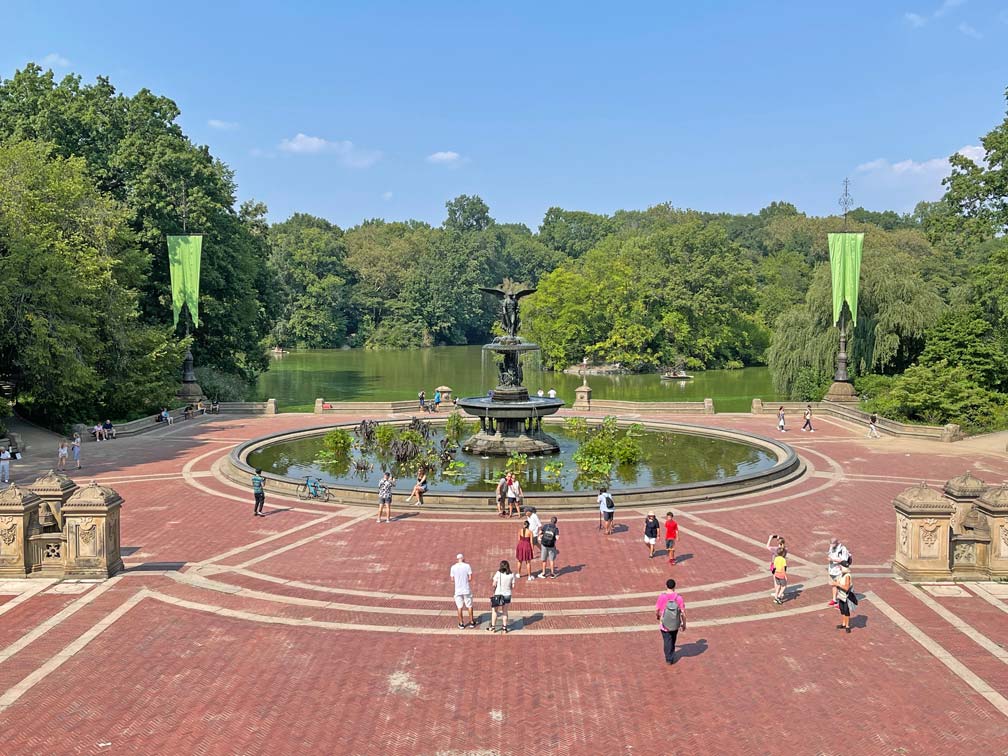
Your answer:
665;512;679;565
71;433;82;470
516;519;535;581
538;516;559;578
801;405;814;432
827;538;850;606
433;389;441;412
599;487;615;535
833;565;856;633
655;578;687;665
867;413;881;439
766;534;786;593
777;406;787;432
772;547;788;604
0;447;10;484
406;466;429;506
644;512;660;558
418;390;426;411
377;471;395;523
252;468;266;517
56;441;68;471
450;553;475;629
488;560;517;633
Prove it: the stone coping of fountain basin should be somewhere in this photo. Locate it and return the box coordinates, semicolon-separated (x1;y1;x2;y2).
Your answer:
224;417;805;511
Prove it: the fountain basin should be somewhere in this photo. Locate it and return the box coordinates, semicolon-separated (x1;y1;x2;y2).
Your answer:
456;395;564;454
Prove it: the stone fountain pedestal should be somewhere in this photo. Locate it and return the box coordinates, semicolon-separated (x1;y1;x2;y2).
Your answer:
457;336;564;456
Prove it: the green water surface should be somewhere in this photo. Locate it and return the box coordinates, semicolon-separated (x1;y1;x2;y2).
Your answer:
252;346;782;413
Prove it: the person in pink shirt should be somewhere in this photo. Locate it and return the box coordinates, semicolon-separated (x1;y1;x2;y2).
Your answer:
655;578;687;665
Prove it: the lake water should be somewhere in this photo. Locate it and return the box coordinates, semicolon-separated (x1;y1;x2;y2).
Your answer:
251;346;783;413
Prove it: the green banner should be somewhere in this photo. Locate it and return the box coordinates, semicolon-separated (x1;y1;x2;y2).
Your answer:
828;232;863;327
167;235;203;329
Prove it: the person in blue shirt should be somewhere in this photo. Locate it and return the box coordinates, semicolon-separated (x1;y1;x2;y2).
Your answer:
252;469;266;517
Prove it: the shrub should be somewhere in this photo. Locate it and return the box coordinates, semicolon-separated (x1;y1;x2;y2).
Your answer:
194;366;250;402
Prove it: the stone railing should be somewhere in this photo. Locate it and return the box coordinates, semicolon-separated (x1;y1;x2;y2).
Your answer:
750;399;962;442
579;399;714;415
75;399;277;441
314;398;445;415
218;399;277;415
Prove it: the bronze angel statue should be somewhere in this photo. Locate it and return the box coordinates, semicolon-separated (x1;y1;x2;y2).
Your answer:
479;278;536;338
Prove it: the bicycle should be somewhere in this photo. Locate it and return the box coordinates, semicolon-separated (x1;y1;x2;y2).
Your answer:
296;476;331;502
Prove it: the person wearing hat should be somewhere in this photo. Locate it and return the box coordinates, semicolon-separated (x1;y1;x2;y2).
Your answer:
827;537;850;606
832;565;854;633
644;512;660;558
450;553;475;629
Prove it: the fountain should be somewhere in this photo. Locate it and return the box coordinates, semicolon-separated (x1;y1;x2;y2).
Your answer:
455;279;564;455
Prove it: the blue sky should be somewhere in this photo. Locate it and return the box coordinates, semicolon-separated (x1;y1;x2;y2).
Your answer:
3;1;1007;229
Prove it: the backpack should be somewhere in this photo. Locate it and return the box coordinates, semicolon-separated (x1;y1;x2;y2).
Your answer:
661;596;681;630
604;494;615;511
843;551;853;568
541;526;556;548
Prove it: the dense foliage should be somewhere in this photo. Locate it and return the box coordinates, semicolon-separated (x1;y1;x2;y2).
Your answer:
4;59;1008;434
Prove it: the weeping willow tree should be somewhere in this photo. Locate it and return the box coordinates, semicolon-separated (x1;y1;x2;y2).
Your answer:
768;246;944;399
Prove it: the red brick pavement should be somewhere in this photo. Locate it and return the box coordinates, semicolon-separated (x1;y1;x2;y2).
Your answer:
0;411;1006;755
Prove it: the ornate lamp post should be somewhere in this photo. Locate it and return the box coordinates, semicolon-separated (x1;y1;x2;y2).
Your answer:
824;180;863;404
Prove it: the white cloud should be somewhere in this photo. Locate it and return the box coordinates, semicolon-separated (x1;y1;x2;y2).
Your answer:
208;119;239;130
854;145;982;211
933;0;965;18
41;52;70;68
957;21;982;38
904;12;926;27
426;150;461;164
277;133;381;167
382;191;393;200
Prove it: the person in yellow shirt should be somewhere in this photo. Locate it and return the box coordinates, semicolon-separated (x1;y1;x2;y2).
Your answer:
772;547;787;605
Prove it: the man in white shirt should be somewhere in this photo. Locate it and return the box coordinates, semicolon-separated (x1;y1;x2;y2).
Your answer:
525;507;543;557
827;538;850;606
0;447;11;483
598;487;615;535
547;388;557;399
450;553;475;628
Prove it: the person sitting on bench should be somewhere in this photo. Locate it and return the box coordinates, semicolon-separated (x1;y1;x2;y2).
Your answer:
210;399;220;414
101;419;116;439
183;405;194;420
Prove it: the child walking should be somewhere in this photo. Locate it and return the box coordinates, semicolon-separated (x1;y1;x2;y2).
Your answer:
665;512;679;565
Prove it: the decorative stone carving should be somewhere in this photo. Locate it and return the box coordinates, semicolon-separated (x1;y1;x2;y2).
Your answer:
953;542;975;564
26;470;78;531
978;484;1008;578
0;485;40;578
892;482;954;581
62;482;123;578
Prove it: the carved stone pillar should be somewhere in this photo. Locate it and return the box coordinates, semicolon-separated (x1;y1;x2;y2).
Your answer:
0;486;40;578
892;482;954;581
976;484;1008;580
62;482;124;579
573;381;592;411
26;470;79;532
944;471;988;533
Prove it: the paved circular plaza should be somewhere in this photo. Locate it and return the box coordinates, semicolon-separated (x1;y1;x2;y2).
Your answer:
1;410;1007;754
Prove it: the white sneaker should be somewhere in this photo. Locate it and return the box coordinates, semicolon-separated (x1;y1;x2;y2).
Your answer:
527;576;534;581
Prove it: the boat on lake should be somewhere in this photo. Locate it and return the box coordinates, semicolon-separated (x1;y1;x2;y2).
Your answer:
660;371;693;381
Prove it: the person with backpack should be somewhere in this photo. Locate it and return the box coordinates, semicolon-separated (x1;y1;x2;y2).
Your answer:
832;565;857;633
801;405;814;432
827;538;851;606
598;486;615;535
655;578;687;665
538;516;560;578
643;512;660;558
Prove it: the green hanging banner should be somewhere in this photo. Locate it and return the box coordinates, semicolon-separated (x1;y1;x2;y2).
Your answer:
167;235;203;329
828;232;863;327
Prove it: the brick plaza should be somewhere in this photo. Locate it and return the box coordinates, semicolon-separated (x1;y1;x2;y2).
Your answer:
1;411;1007;755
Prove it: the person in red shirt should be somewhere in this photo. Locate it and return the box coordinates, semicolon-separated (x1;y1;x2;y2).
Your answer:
665;512;679;565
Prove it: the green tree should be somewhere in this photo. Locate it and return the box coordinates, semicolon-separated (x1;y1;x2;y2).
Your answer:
444;195;492;233
0;140;185;425
918;307;1007;392
537;207;614;258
